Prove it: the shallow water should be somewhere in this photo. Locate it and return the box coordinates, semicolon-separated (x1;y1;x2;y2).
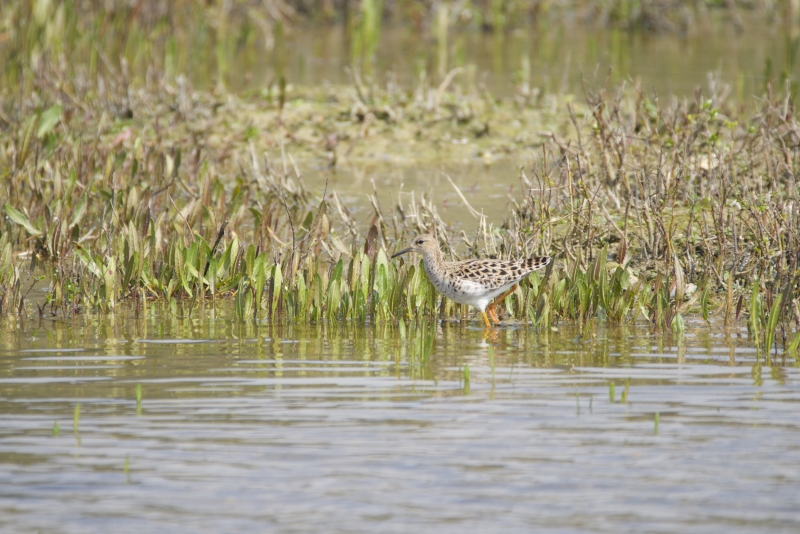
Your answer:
275;17;800;229
2;310;799;532
309;158;525;233
237;18;795;101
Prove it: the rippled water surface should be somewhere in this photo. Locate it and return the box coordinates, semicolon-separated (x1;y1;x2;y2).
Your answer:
2;310;800;533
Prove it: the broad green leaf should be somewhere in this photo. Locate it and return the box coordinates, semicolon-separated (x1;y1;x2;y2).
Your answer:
329;259;344;288
185;261;200;279
74;246;102;278
37;105;63;138
4;204;42;236
272;263;282;315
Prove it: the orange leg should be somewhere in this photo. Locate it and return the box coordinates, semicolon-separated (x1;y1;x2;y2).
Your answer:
486;304;500;325
485;284;518;325
481;311;492;329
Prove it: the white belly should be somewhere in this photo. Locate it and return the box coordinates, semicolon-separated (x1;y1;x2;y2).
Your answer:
434;278;517;312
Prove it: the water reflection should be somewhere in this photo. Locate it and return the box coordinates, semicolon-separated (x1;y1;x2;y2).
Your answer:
1;309;799;531
230;18;796;100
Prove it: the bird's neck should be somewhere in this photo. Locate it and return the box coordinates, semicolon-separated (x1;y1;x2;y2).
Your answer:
422;247;444;271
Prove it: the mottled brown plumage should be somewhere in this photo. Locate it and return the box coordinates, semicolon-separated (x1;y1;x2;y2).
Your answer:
392;234;551;327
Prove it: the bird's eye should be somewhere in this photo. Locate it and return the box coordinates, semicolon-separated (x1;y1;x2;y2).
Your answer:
416;240;424;245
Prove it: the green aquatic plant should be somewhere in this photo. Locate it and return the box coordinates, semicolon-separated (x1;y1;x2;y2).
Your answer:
0;12;799;358
764;293;783;358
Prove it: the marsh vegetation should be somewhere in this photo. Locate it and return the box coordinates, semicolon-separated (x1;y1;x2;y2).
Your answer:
5;3;800;533
1;0;799;358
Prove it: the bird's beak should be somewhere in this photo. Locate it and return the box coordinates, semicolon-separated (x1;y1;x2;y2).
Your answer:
391;247;412;259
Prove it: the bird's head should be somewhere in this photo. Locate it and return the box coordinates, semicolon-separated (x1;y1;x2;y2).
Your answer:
391;234;439;259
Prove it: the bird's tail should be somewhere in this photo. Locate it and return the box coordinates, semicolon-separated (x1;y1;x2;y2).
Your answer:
525;256;551;271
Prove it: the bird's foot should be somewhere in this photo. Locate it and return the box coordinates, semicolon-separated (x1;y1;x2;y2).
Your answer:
486;283;518;325
486;304;501;325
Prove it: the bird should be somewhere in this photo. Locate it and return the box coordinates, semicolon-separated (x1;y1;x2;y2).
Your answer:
391;234;551;328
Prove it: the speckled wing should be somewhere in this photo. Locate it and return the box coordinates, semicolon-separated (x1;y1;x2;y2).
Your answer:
449;256;551;290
